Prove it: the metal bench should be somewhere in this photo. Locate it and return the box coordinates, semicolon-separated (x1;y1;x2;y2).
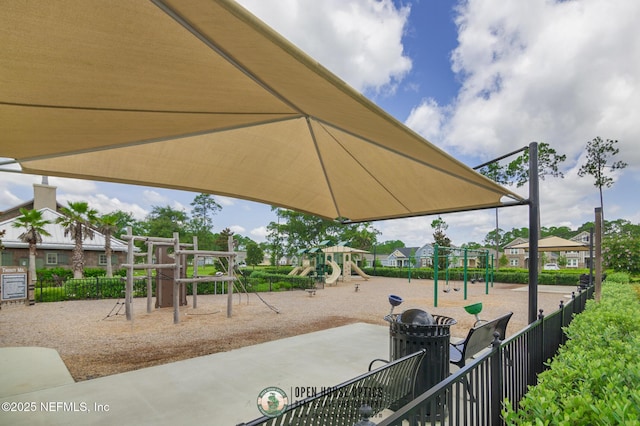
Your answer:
449;312;513;368
238;349;426;426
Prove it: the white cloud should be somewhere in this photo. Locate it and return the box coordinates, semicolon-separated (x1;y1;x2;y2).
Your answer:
142;190;168;205
237;0;412;94
443;0;640;168
250;226;269;242
229;225;246;235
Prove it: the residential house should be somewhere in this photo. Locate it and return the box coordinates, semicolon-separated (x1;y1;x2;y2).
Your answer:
503;237;529;268
1;207;128;270
415;243;435;268
0;179;128;271
385;247;420;267
569;231;592;269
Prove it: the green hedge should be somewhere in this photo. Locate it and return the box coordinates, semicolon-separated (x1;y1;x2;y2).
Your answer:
363;267;586;285
247;270;314;290
503;275;640;425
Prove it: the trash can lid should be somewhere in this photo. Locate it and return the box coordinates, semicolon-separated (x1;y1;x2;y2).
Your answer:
398;308;435;325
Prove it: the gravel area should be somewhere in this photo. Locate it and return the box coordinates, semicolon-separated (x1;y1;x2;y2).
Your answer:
0;276;577;382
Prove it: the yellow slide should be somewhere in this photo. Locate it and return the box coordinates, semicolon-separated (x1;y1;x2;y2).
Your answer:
324;260;341;284
288;266;302;276
298;266;315;277
350;261;370;280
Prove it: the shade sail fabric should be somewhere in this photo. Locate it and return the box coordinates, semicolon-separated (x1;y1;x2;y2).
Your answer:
511;236;590;252
1;0;523;222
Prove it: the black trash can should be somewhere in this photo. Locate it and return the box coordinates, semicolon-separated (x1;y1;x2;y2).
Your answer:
385;309;457;398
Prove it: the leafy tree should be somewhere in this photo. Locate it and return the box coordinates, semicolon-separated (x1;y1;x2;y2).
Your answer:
12;208;51;283
339;223;380;251
56;201;98;279
502;227;530;244
266;207;380;258
374;240;405;254
577;137;627;217
431;216;451;247
499;254;508;268
0;228;5;251
107;210;141;237
480;143;566;269
189;194;222;249
245;241;264;268
506;142;567;187
603;234;640;273
233;235;255;251
143;206;189;239
541;226;574;240
478;162;510;269
190;194;222;232
483;228;505;249
431;216;451;269
213;228;235;270
96;213;119;277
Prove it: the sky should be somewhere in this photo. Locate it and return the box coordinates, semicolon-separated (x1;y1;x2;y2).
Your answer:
1;0;639;248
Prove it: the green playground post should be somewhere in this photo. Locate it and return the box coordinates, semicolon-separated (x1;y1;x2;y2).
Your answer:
485;249;490;294
463;247;468;300
433;244;438;307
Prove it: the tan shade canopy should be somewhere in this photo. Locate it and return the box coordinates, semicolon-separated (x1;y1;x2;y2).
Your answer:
1;0;523;222
511;236;590;252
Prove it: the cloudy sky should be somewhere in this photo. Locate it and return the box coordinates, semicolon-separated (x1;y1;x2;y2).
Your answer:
1;0;638;247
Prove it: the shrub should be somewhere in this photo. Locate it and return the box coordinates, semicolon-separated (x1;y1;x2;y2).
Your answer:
503;280;640;425
606;271;630;284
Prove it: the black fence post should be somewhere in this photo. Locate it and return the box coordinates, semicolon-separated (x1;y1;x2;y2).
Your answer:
490;332;502;426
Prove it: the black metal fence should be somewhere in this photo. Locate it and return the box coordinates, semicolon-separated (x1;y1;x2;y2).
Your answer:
377;285;595;425
34;277;238;302
34;275;314;303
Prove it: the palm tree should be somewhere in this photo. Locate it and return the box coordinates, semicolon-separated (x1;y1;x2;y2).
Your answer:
56;201;98;279
12;208;51;284
96;213;119;278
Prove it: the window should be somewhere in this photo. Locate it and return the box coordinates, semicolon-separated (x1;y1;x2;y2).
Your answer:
99;254;108;266
509;259;519;266
581;235;589;243
509;248;519;255
46;252;58;265
567;258;578;268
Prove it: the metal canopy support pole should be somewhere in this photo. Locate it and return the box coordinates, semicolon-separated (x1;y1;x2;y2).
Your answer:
528;142;540;324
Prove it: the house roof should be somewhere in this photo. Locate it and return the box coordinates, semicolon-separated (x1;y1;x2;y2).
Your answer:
511;236;590;252
1;208;128;252
390;247;420;258
322;246;369;254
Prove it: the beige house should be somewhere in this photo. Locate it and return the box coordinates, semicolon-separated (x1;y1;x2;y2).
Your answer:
0;180;128;271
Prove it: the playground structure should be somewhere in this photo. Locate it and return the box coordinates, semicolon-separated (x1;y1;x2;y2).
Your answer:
432;245;495;307
121;228;238;324
289;244;370;285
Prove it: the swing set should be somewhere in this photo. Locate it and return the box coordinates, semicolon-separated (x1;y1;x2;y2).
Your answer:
432;244;495;307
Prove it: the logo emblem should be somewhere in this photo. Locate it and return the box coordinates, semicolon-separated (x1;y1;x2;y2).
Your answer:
257;387;288;417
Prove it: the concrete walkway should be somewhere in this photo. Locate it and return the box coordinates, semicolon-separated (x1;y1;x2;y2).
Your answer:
0;323;389;425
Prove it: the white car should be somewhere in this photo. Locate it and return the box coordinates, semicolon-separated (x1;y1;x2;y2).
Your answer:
543;263;560;270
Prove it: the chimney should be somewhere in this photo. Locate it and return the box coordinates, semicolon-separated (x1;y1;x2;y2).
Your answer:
33;176;57;211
